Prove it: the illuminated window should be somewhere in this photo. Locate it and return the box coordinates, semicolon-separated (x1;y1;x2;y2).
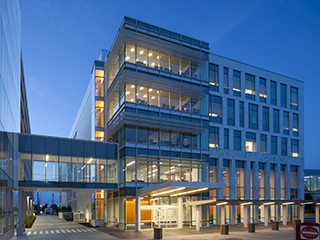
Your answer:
95;131;104;142
293;113;299;136
95;100;104;128
209;127;219;148
95;77;104;97
291;139;299;157
283;111;289;135
246;132;256;152
259;77;267;102
233;70;241;97
95;70;104;77
290;86;298;110
245;73;255;100
209;63;219;92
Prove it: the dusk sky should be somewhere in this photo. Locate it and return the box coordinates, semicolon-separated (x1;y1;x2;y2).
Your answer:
21;0;320;186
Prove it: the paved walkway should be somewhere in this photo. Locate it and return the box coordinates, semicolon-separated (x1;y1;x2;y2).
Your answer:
11;215;297;240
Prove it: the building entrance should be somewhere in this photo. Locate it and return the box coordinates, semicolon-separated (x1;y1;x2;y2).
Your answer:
140;205;178;229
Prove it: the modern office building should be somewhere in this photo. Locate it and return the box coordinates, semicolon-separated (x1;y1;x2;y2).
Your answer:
0;0;32;239
62;17;304;231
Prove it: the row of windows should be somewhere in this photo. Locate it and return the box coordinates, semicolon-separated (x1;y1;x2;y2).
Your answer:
210;159;299;199
209;64;299;110
209;96;299;136
209;128;300;157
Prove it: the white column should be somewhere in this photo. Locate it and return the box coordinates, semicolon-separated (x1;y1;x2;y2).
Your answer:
221;206;225;225
196;206;200;231
316;205;319;224
178;196;183;229
283;205;287;225
17;189;24;236
135;195;141;231
300;205;304;223
244;205;248;228
264;205;269;226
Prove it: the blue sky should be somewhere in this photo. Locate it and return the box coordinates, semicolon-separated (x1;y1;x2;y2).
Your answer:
21;0;320;178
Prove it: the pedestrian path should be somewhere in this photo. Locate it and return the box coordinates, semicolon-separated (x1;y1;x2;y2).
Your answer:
25;228;97;235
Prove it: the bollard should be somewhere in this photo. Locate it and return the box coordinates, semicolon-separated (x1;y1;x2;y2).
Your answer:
154;228;162;239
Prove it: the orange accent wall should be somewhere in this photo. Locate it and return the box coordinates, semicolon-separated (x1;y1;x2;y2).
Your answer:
126;200;151;223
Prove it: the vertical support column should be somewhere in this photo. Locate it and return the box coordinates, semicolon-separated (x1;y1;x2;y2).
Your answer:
283;205;287;225
10;190;14;227
5;188;9;231
275;164;281;222
178;196;183;229
254;162;259;223
264;205;269;226
316;205;319;224
135;195;141;231
17;189;25;236
196;206;200;231
243;205;248;228
220;206;225;225
300;205;304;223
217;158;224;225
230;159;236;224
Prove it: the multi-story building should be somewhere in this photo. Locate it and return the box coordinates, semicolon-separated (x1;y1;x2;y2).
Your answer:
66;17;304;230
0;0;31;239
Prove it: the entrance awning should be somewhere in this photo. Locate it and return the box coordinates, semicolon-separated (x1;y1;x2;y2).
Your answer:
137;181;226;197
184;199;320;206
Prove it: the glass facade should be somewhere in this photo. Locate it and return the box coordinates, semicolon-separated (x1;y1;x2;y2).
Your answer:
209;96;222;123
19;135;118;188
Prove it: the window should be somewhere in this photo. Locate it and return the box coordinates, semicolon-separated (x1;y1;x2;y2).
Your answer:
245;73;255;100
281;138;287;156
290;87;298;110
273;109;279;133
281;84;287;108
209;63;219;92
224;67;229;94
259;77;267;102
271;136;277;154
234;130;241;150
290;166;298;199
283;111;289;135
227;99;235;126
224;129;229;149
211;96;222;123
246;132;256;152
249;104;258;130
270;164;276;199
291;139;299;157
137;127;148;144
259;163;265;199
293;113;299;136
233;70;241;97
209;127;219;148
263;107;269;131
270;81;277;105
239;101;244;127
260;134;267;154
236;161;245;199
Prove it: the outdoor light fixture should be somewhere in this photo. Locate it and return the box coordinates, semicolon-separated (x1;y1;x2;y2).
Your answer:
282;202;295;205
263;202;275;205
127;161;135;167
216;202;228;206
240;202;253;206
300;202;314;205
151;187;186;197
170;187;208;197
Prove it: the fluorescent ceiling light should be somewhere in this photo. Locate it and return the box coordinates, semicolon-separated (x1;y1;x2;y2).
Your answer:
151;187;186;197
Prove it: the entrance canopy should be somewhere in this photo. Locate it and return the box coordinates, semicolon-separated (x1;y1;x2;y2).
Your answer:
184;199;320;206
137;181;226;197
